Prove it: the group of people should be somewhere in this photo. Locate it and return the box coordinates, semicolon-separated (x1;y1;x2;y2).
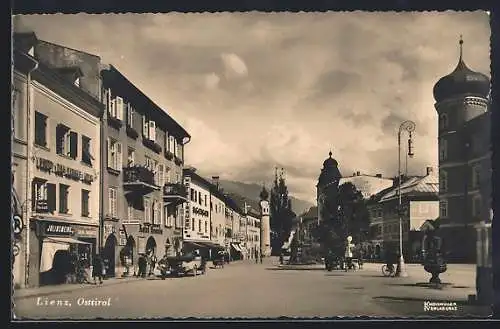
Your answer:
254;249;263;264
136;249;158;278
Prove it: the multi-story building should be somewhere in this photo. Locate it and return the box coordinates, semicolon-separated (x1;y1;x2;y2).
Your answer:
13;33;103;287
209;176;227;249
433;37;491;262
246;208;261;259
367;167;439;261
100;65;190;277
224;196;244;260
339;172;394;200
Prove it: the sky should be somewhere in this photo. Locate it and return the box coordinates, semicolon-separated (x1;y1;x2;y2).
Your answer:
13;11;491;204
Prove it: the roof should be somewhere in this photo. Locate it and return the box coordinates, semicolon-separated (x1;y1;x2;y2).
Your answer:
102;65;190;141
301;206;318;219
379;173;438;202
13;32;38;53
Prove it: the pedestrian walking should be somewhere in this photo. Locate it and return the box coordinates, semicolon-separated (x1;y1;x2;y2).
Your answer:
260;253;263;264
255;249;259;264
138;254;147;278
149;253;157;276
92;254;105;284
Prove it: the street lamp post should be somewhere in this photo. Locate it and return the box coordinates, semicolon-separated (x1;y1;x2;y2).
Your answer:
396;120;416;278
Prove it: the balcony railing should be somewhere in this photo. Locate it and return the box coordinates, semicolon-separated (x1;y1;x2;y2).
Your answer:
123;166;159;194
163;183;188;206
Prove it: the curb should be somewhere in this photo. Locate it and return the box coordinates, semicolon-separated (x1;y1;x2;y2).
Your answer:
14;277;143;300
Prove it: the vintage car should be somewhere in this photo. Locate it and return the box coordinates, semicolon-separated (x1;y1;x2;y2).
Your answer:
165;252;206;277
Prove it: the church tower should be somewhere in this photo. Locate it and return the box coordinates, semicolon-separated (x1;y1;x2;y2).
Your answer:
316;150;342;224
433;36;490;261
259;185;272;257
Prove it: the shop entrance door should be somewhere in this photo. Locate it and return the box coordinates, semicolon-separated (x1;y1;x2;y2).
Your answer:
103;235;117;277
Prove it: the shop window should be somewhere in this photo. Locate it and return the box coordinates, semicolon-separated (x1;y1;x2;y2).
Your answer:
81;135;93;166
35;111;48;147
109;187;118;218
59;184;70;214
81;189;90;217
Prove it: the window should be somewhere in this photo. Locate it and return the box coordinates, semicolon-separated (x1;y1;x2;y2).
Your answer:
190;188;195;201
59;184;70;214
472;165;481;189
173;138;178;157
126;103;134;127
145;156;152;170
109;98;116;118
127;148;135;167
142;116;156;141
164;206;170;227
439;171;448;192
144;198;151;223
439;200;448;218
127;201;134;220
439;113;448;130
13;88;25;140
192;219;195;231
109;187;118;218
165;167;171;183
55;124;70;156
205;221;208;233
204;195;207;207
198;192;202;205
81;190;90;217
32;180;56;213
35;112;47;147
198;220;202;232
153;160;159;185
152;201;160;225
439;139;448;161
169;136;175;153
111;97;124;121
472;195;482;217
178;144;183;161
107;138;122;171
82;136;93;166
158;164;164;187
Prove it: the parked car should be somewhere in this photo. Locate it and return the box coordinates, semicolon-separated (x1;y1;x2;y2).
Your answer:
166;251;206;277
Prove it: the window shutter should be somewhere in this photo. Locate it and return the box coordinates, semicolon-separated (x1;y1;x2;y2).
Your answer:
110;99;116;118
169;136;174;153
142;115;148;137
107;138;112;168
117;142;123;171
106;89;112;114
149;121;156;142
165;132;169;152
69;131;78;159
47;183;56;212
116;97;123;121
173;139;177;157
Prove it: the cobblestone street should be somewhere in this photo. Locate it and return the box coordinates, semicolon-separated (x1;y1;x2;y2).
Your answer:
13;258;491;319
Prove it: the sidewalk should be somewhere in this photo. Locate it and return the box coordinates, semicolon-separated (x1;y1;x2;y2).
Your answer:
13;276;143;300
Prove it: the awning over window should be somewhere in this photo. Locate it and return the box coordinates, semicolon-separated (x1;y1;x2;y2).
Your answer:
231;243;242;252
46;237;92;245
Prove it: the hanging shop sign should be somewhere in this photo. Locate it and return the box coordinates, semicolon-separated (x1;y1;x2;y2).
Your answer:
35;157;94;184
12;214;24;237
119;237;127;246
42;222;74;236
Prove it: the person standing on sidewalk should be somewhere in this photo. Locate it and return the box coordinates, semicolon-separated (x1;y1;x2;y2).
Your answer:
149;252;157;277
255;249;259;264
92;254;105;284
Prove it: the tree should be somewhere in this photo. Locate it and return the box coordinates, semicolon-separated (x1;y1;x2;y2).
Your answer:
270;168;296;255
338;182;370;244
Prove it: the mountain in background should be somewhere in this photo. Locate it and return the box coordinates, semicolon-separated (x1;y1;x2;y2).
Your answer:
218;179;314;215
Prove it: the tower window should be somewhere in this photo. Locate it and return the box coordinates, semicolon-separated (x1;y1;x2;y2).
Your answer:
472;165;481;189
439;139;448;161
439;171;448;192
439;113;449;130
439;200;448;218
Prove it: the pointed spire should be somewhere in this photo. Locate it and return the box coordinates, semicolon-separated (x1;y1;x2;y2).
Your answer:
329;150;333;158
455;34;468;70
459;34;464;61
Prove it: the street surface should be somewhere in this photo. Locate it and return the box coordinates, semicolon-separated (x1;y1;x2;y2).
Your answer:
13;258;491;319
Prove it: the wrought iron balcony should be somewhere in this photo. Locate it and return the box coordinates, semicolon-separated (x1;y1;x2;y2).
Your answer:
163;183;188;206
123;166;160;194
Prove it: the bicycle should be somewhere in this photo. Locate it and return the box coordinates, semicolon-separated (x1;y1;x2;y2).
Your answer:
381;264;396;277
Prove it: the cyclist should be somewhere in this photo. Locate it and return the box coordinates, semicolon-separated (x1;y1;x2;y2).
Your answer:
385;249;396;274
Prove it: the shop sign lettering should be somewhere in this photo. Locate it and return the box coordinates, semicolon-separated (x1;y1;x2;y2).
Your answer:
35;157;94;184
192;207;209;217
139;223;163;235
46;224;74;235
74;226;98;237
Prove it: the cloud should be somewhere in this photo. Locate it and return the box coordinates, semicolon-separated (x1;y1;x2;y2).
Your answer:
14;11;490;204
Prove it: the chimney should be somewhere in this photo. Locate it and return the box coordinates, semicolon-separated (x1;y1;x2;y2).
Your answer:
375;174;382;178
212;176;220;189
426;167;434;175
356;171;361;176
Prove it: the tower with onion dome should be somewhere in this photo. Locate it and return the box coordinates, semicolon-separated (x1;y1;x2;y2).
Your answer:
259;185;272;257
433;35;491;262
316;151;342;225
